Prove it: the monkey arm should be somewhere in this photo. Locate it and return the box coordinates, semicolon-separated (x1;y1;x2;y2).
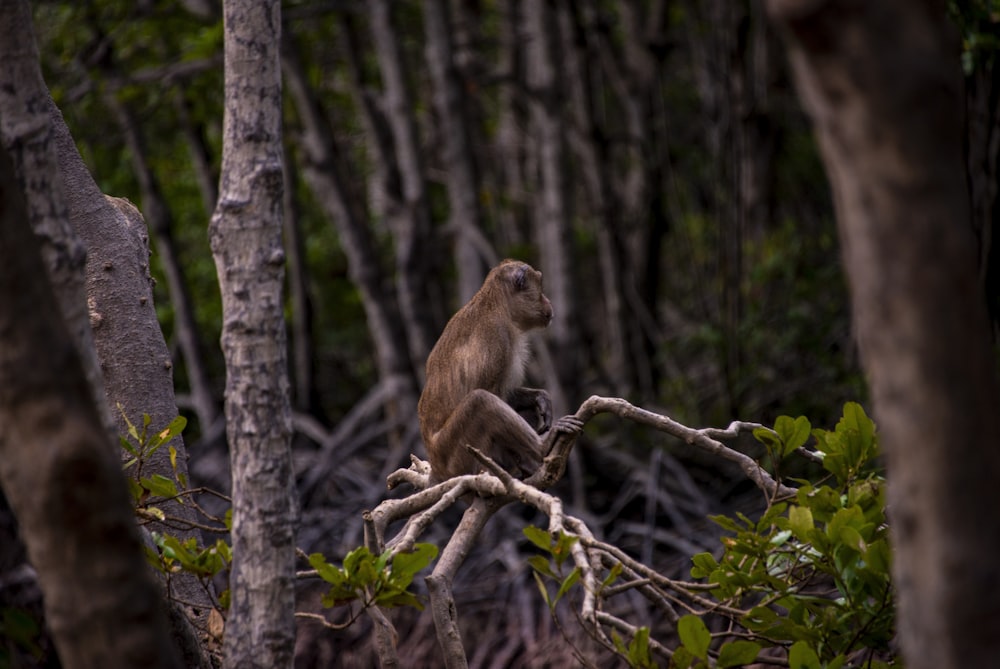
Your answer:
506;387;552;434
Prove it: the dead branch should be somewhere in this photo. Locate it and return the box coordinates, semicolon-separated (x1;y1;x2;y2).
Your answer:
358;395;799;666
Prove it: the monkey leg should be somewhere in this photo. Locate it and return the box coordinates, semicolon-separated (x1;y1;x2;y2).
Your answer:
429;389;545;480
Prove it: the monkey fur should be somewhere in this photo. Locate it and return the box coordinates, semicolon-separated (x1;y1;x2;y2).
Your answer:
418;259;583;482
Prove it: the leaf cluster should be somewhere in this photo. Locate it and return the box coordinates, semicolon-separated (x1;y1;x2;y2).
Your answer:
119;407;189;514
685;403;893;668
524;526;584;611
308;544;438;612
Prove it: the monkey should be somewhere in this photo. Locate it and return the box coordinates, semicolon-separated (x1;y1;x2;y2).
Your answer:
418;259;583;483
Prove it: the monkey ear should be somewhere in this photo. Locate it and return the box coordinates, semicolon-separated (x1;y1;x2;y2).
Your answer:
513;264;528;290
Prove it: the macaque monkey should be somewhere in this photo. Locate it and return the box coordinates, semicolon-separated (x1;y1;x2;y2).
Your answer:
418;259;583;482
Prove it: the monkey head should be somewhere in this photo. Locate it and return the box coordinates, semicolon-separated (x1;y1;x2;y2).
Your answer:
493;260;553;331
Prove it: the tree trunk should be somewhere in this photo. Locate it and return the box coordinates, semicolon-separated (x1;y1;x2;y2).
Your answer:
1;2;212;652
768;1;1000;666
424;0;488;302
282;31;421;443
368;0;438;367
0;141;180;669
524;0;580;410
104;85;220;435
0;0;111;437
211;1;295;666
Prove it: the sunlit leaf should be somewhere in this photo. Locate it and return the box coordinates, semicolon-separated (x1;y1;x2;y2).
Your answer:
677;614;710;660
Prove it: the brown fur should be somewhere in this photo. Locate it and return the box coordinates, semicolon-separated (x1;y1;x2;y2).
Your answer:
419;259;575;482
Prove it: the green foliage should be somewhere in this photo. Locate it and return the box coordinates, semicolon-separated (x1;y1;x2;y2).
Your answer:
613;626;657;669
119;407;188;512
308;543;438;611
689;403;894;668
119;409;233;611
524;527;582;610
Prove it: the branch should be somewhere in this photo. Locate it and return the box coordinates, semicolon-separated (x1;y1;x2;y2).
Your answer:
363;395;800;664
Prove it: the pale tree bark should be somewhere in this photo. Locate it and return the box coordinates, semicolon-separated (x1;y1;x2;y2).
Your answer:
768;1;1000;667
424;0;489;302
0;142;181;669
492;0;530;251
210;0;295;667
368;0;438;368
282;32;421;442
524;0;580;410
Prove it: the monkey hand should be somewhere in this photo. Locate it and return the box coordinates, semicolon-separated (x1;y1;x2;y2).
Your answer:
508;387;553;434
550;415;583;436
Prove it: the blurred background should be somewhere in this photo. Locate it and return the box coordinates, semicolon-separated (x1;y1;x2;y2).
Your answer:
32;0;875;665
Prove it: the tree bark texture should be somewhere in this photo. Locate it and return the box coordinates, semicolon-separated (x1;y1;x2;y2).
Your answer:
104;85;220;435
283;32;421;442
424;0;489;303
211;1;295;666
768;1;1000;666
1;0;211;641
368;0;438;369
524;0;580;410
0;142;180;669
0;0;111;437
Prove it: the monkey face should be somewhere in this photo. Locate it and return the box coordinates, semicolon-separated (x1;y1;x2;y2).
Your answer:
503;261;552;331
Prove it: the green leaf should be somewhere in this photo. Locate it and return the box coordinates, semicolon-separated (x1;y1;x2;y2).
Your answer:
669;646;694;668
717;640;761;668
626;626;654;668
533;571;552;609
839;525;866;553
788;506;814;542
776;415;812;458
551;532;579;566
142;474;178;498
753;427;781;454
528;555;556;579
709;514;744;533
119;435;138;457
601;561;623;588
677;614;711;660
309;553;346;587
554;568;580;604
523;525;552;552
788;640;821;669
690;552;719;578
841;402;874;448
390;543;438;588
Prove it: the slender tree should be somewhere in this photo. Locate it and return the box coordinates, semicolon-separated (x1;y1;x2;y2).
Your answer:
210;0;295;666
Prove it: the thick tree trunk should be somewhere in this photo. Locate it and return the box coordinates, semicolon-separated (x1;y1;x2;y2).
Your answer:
1;2;211;654
0;0;111;436
768;1;1000;666
0;142;180;669
211;1;295;666
104;87;220;435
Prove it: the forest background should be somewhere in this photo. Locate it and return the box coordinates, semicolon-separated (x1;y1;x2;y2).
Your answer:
3;0;1000;667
